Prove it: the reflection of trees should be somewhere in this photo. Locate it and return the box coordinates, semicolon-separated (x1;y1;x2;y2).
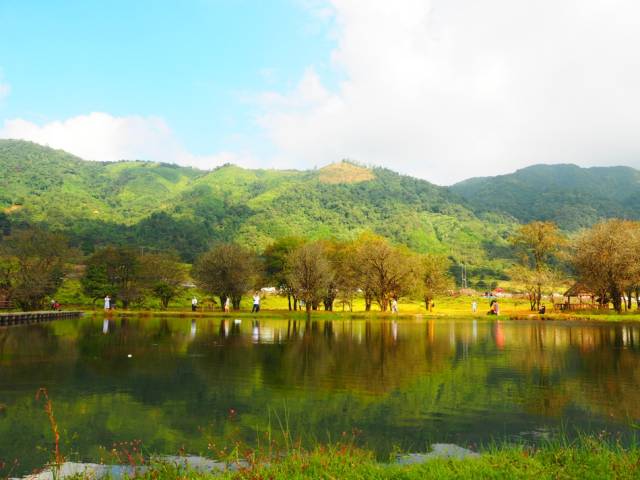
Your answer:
1;317;640;476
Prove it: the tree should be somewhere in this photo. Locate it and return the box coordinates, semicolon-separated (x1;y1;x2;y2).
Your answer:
139;252;186;309
192;243;258;310
287;242;333;320
508;265;556;311
81;246;141;308
0;228;70;310
332;241;360;311
354;234;418;311
573;220;640;312
510;221;564;310
418;254;453;311
262;237;304;310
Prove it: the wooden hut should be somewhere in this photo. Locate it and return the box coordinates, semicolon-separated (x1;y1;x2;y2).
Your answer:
555;283;606;311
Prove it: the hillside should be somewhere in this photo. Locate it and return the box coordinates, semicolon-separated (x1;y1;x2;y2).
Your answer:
451;164;640;230
0;140;514;282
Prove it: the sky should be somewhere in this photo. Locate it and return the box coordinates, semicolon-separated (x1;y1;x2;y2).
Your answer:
1;0;640;185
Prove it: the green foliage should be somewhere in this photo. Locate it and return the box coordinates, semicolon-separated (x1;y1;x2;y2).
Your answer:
0;228;70;310
452;163;640;229
0;140;514;285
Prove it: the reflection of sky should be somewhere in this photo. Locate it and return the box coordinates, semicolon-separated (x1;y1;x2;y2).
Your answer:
1;316;640;476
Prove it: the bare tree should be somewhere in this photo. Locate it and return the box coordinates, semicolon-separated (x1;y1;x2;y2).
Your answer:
287;242;333;320
573;220;640;312
355;234;417;311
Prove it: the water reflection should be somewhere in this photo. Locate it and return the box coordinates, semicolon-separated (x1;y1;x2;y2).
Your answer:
0;317;639;475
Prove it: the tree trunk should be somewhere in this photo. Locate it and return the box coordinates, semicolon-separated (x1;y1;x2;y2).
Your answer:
611;286;622;313
306;303;312;321
287;293;292;311
232;296;241;310
424;296;431;311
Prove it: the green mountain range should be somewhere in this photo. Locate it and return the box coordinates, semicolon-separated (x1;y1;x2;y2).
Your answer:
2;139;639;283
452;164;640;230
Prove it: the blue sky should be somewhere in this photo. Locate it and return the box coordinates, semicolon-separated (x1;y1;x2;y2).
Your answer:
2;0;640;184
0;0;335;156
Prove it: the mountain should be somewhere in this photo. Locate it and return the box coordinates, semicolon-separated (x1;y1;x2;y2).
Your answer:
451;164;640;230
0;140;514;281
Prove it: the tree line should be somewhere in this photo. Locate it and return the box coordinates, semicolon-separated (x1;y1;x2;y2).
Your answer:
2;219;640;313
509;219;640;313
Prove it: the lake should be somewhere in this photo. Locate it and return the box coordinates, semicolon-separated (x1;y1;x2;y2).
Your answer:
1;315;639;475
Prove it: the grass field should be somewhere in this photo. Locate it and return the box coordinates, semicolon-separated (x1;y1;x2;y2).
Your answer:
64;438;640;479
50;278;640;322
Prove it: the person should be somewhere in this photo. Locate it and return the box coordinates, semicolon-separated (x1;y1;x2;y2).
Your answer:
191;297;198;312
104;295;111;311
53;300;61;311
391;298;398;313
538;304;546;314
472;301;477;313
430;300;435;312
251;292;261;313
224;296;230;313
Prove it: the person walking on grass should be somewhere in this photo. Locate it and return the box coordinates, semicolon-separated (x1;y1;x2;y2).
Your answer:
251;292;261;313
391;298;398;313
224;296;230;313
191;296;198;312
472;301;477;313
104;295;111;311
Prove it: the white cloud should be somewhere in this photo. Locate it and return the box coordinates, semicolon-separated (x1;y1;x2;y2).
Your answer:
0;112;227;170
257;0;640;184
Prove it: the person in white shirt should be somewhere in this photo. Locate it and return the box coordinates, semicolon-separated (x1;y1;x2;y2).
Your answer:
104;295;111;311
224;297;230;313
191;297;198;312
251;293;261;313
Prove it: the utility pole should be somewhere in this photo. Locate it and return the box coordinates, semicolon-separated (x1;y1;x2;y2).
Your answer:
461;262;468;289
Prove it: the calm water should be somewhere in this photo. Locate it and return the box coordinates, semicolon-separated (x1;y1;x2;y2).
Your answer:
1;315;639;474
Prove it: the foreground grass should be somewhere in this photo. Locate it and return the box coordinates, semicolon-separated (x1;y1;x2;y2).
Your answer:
94;439;640;480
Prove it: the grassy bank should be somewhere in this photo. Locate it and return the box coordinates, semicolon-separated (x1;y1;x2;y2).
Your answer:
85;439;640;479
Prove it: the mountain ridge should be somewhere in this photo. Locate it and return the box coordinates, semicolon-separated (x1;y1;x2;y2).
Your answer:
2;139;639;282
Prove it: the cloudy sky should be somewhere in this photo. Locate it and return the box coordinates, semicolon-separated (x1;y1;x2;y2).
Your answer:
1;0;639;184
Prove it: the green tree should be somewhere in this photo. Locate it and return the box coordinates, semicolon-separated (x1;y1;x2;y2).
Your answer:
262;237;304;310
0;228;70;310
418;254;453;311
510;221;564;310
192;243;258;310
81;246;141;308
139;252;186;309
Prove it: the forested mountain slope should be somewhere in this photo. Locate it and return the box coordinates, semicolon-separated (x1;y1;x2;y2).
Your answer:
451;164;640;230
0;140;513;277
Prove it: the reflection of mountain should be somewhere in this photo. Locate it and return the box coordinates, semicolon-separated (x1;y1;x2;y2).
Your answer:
0;317;639;475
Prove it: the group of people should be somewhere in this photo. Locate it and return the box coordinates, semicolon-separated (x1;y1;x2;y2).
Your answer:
189;293;261;313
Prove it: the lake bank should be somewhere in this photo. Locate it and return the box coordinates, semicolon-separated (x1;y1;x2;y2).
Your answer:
32;439;640;479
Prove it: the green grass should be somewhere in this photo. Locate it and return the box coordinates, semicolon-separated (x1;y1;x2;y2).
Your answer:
88;438;640;479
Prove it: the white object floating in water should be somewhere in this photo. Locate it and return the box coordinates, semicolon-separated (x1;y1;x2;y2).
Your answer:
127;354;132;358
